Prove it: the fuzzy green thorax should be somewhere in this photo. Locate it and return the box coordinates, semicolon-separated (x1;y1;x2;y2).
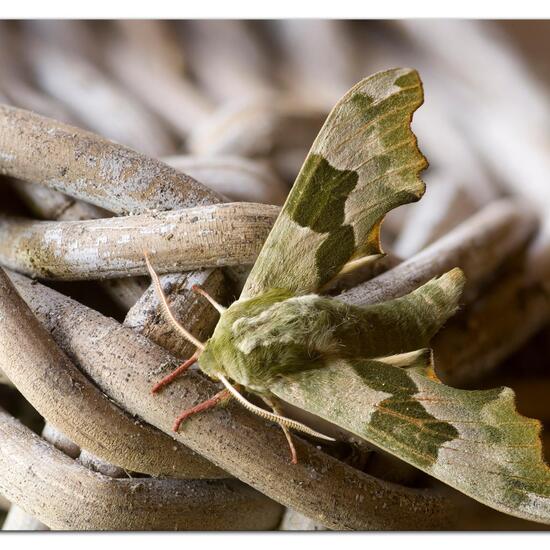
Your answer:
198;288;305;393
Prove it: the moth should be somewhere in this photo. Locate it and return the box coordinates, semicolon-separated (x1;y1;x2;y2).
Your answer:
146;68;550;523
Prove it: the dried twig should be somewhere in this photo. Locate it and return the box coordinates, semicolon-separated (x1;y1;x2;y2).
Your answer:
0;267;225;478
22;32;176;157
162;155;288;205
9;179;110;222
42;423;81;458
393;179;479;258
0;105;221;214
0;407;282;530
78;450;127;478
180;21;273;104
340;199;538;306
279;509;328;531
433;266;550;386
271;20;356;110
187;94;280;158
106;21;214;136
0;203;279;280
0;23;75;125
396;21;550;280
0;103;227;324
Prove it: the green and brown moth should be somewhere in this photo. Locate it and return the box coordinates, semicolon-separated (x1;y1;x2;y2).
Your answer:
146;68;550;524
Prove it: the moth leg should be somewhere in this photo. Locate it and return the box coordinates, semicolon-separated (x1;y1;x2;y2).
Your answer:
192;284;226;314
173;388;231;432
151;351;200;394
262;396;298;465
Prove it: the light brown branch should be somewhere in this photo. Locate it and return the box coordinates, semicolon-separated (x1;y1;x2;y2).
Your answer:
163;154;288;205
10;179;109;221
340;199;538;306
0;104;221;214
0;203;279;280
180;20;273;104
22;32;176;157
0;407;282;530
271;20;356;111
42;422;81;458
107;21;214;136
0;268;224;479
433;267;550;386
393;179;479;258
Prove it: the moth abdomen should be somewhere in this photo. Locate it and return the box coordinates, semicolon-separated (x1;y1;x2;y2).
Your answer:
206;269;465;391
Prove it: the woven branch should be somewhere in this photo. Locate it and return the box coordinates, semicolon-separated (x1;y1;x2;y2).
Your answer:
0;407;282;530
162;155;288;205
434;267;550;386
340;199;538;306
0;203;279;280
0;105;221;214
0;267;224;479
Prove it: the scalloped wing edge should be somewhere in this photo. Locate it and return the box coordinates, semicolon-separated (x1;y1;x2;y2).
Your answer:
271;352;550;524
242;68;427;299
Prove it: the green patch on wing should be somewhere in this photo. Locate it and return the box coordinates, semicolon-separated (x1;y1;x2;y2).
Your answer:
271;353;550;524
242;68;427;299
350;357;459;468
286;154;358;232
286;155;358;282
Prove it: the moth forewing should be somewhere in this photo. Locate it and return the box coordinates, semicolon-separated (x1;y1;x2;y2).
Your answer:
241;67;428;299
270;355;550;525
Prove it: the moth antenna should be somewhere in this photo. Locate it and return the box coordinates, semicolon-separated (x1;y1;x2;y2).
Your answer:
192;284;227;314
217;374;335;442
143;251;205;351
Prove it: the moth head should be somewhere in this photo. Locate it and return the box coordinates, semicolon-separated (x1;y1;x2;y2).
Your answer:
195;341;227;381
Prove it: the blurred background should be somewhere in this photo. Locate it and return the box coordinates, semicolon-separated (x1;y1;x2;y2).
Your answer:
2;20;549;251
2;19;550;530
